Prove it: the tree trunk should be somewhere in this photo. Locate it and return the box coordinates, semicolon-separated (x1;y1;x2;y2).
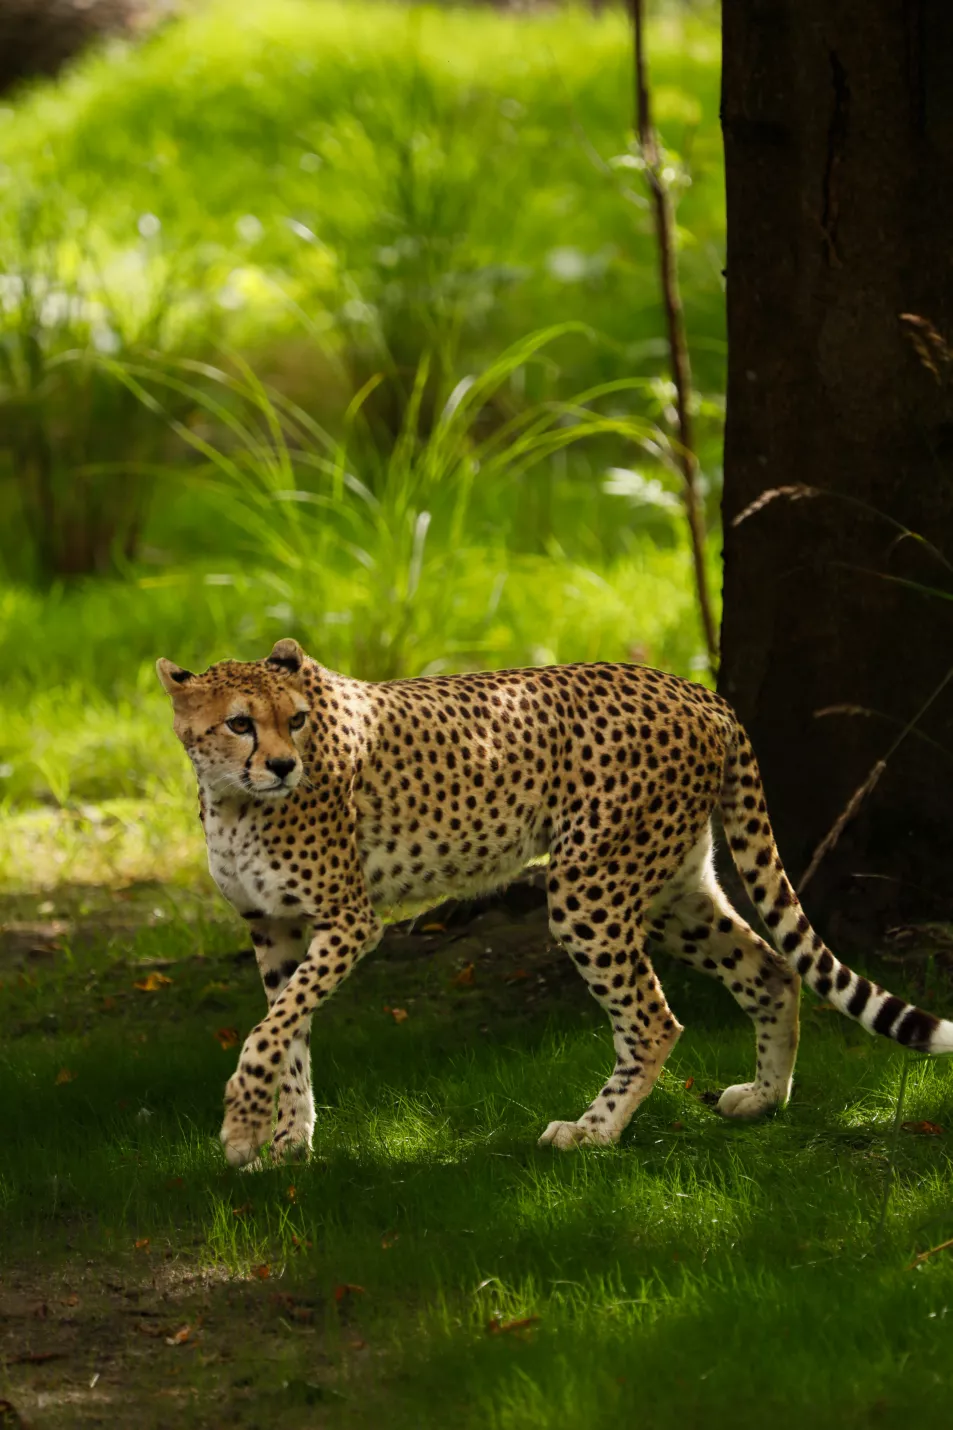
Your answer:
719;1;953;945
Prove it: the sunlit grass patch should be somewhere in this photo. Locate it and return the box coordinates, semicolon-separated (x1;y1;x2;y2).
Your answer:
0;0;726;605
0;796;202;891
0;527;714;885
0;0;725;384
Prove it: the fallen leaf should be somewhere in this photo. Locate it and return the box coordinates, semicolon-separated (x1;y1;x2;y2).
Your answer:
486;1314;540;1335
136;1322;164;1339
381;1231;399;1250
421;922;446;933
504;968;530;983
55;1068;76;1086
102;997;117;1012
902;1120;944;1136
348;1338;367;1349
215;1026;240;1050
232;1203;252;1218
287;1184;297;1201
451;964;476;988
254;1264;271;1280
334;1283;365;1302
165;1324;193;1346
9;1351;65;1365
269;1291;314;1322
134;972;172;992
134;1238;150;1252
670;1120;685;1131
63;1295;80;1307
684;1076;695;1091
291;1234;313;1251
385;1007;409;1023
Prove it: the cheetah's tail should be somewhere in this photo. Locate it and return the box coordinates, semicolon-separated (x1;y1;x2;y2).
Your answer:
720;723;953;1055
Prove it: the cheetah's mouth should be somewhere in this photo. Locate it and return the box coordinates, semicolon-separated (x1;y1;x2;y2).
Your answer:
246;773;303;798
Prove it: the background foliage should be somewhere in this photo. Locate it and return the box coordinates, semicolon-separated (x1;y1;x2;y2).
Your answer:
0;0;726;866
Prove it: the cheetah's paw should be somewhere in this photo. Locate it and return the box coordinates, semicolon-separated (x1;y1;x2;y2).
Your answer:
220;1122;267;1168
538;1120;615;1151
716;1083;779;1120
269;1130;313;1165
271;1095;315;1164
220;1078;273;1168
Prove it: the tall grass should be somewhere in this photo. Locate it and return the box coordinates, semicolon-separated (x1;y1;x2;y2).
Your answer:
0;0;725;576
0;0;725;862
0;330;716;845
102;326;709;675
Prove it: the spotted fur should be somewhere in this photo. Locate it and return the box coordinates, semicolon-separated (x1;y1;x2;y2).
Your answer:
156;639;953;1166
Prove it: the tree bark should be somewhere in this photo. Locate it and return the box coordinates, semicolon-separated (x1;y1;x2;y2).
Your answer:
719;0;953;944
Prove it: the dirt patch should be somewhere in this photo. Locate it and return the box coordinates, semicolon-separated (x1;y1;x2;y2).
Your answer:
0;882;214;973
364;872;592;1030
0;1258;348;1428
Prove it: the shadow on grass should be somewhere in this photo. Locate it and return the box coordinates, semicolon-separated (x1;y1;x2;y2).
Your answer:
4;905;953;1426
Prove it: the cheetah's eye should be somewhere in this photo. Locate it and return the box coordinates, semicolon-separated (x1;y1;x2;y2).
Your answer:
226;715;254;736
289;711;307;732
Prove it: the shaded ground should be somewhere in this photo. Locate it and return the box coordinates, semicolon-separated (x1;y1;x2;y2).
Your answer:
1;878;596;1428
3;878;953;1428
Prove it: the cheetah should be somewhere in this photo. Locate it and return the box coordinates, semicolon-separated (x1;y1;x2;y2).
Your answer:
157;639;953;1166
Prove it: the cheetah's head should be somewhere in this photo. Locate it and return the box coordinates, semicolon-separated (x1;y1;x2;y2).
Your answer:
156;638;312;800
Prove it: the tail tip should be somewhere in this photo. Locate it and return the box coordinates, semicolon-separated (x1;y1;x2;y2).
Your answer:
928;1021;953;1056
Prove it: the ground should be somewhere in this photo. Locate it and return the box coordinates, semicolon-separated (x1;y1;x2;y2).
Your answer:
4;874;953;1428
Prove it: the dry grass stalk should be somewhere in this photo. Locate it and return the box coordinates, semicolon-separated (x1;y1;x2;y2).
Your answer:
799;662;953;894
899;313;952;384
908;1237;953;1271
731;483;821;529
797;760;887;895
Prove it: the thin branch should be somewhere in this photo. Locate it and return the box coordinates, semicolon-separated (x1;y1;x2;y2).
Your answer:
908;1237;953;1270
797;761;887;895
814;704;953;764
630;0;718;674
798;663;953;894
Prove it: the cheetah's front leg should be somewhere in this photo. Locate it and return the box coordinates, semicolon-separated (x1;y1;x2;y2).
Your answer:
245;916;315;1163
221;908;383;1168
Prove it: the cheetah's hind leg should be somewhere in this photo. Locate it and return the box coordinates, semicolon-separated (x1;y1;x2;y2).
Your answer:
540;850;683;1149
646;828;801;1119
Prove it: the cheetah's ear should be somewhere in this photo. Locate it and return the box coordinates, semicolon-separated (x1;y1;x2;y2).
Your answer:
266;638;305;674
156;658;195;696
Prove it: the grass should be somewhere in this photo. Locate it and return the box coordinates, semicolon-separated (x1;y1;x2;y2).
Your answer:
0;0;724;829
10;7;932;1420
4;887;953;1426
0;0;726;580
7;9;950;1419
0;0;725;390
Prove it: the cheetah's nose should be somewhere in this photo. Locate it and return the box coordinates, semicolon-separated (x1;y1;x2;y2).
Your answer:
265;757;297;780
